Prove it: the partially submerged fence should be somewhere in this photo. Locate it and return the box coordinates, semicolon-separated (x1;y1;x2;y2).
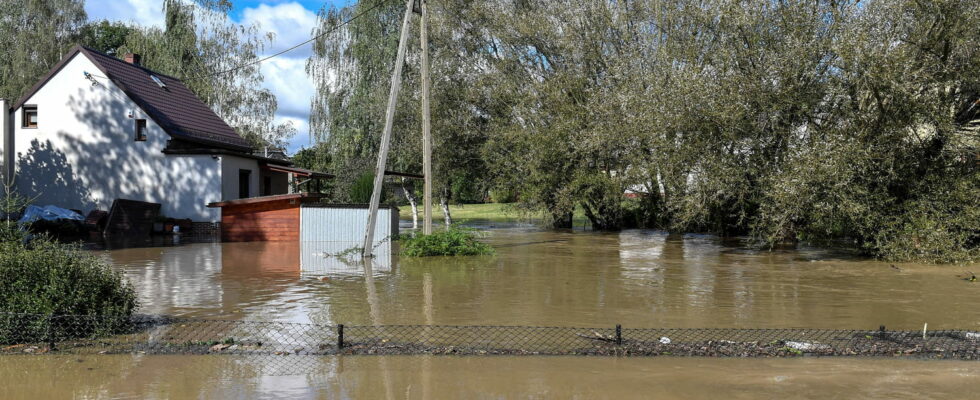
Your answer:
2;313;979;360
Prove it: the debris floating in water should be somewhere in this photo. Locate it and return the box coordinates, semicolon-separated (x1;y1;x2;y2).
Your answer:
783;341;830;351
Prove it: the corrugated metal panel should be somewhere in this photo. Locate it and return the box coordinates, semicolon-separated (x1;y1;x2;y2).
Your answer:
298;205;397;275
299;206;397;243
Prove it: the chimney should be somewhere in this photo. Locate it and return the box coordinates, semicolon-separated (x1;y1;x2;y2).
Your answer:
124;53;141;66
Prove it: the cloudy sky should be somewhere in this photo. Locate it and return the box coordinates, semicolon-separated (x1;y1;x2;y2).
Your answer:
85;0;355;153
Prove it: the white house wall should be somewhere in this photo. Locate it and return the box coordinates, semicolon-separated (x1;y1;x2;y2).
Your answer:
220;155;259;200
10;53;223;221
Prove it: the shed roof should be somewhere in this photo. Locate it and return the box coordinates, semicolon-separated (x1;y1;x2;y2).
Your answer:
207;193;326;208
261;163;334;179
12;45;252;152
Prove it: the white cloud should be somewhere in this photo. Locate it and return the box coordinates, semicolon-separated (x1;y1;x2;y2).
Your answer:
241;2;321;153
85;0;165;28
276;115;313;153
260;57;313;119
240;2;319;57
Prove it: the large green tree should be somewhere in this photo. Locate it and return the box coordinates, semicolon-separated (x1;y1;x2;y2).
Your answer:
310;0;978;261
0;0;87;101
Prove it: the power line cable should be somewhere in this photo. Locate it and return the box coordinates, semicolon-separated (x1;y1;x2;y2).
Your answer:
182;0;392;81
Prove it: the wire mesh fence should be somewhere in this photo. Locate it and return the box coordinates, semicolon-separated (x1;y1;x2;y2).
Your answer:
3;313;980;360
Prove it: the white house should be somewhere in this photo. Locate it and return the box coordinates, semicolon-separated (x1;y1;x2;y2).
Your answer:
0;45;325;224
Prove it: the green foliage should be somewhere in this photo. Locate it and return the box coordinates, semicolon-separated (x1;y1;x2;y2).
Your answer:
0;239;138;317
292;144;333;173
0;187;137;343
349;173;375;204
309;1;490;209
488;188;517;204
0;0;86;101
0;186;30;243
399;227;494;257
80;20;133;56
310;0;979;262
869;173;980;264
0;238;138;343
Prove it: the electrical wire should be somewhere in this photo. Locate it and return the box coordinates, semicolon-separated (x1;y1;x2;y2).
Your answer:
182;0;392;81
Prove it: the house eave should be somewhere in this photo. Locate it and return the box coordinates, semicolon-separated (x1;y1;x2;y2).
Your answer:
162;146;293;166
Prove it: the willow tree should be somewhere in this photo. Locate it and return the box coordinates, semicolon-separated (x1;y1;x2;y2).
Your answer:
753;0;980;262
304;0;977;261
0;0;86;101
308;0;493;221
308;1;418;202
121;0;294;149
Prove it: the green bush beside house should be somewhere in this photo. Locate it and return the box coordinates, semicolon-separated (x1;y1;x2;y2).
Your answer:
0;192;138;344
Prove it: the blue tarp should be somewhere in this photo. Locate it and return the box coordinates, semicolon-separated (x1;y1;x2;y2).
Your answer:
18;205;84;224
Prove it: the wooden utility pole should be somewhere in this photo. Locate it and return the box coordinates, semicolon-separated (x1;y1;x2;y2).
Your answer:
421;0;433;235
363;0;415;257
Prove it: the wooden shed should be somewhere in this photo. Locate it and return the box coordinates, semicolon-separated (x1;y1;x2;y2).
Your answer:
207;193;325;242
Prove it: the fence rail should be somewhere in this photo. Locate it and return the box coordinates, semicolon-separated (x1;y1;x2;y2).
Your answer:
2;313;979;360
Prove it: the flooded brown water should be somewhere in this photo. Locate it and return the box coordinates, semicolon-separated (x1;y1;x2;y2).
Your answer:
3;355;980;399
2;228;979;398
95;229;980;329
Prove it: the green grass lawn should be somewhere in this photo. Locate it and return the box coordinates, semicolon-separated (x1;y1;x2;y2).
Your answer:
398;203;590;226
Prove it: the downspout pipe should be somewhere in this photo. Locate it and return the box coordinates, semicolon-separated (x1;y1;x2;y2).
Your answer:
0;98;12;187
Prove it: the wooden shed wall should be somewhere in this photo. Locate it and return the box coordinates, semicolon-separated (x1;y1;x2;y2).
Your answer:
220;199;300;242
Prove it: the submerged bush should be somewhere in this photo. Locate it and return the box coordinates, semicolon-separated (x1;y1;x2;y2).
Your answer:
399;227;494;257
0;237;138;344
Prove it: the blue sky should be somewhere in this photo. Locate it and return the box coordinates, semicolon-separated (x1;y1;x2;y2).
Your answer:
85;0;356;153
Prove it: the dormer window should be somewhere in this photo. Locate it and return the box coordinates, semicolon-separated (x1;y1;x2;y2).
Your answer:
22;106;37;128
135;119;147;141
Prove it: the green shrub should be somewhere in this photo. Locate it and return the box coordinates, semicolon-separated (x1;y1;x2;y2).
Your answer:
488;188;517;203
349;173;375;203
399;227;495;257
869;175;980;264
0;238;138;344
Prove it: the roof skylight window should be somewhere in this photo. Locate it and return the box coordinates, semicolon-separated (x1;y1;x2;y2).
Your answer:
150;75;167;89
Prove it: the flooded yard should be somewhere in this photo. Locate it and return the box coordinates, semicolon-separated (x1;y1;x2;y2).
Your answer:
93;228;980;329
2;227;979;398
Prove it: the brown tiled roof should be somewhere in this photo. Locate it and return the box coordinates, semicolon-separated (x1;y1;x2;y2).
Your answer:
12;45;252;152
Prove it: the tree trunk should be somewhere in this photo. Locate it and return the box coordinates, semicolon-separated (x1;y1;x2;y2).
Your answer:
402;179;418;229
552;210;573;229
440;187;453;227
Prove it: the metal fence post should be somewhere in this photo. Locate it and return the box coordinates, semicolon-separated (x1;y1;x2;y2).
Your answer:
46;314;55;351
615;324;622;346
337;324;345;349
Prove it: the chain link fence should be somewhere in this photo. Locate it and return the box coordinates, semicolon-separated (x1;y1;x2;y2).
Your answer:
2;313;980;360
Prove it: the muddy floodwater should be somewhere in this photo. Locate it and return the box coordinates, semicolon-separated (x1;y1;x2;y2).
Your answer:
2;227;979;398
4;355;980;399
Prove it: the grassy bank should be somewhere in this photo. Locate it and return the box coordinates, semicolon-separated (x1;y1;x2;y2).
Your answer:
398;203;590;226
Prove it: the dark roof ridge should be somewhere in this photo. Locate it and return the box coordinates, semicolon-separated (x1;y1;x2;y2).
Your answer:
10;44;253;153
76;45;183;81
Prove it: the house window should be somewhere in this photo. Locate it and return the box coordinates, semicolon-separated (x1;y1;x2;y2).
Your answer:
135;119;147;141
22;106;37;128
238;169;251;199
263;176;272;196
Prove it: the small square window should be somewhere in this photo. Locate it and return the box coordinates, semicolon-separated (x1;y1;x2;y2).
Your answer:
135;119;147;141
22;106;37;128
